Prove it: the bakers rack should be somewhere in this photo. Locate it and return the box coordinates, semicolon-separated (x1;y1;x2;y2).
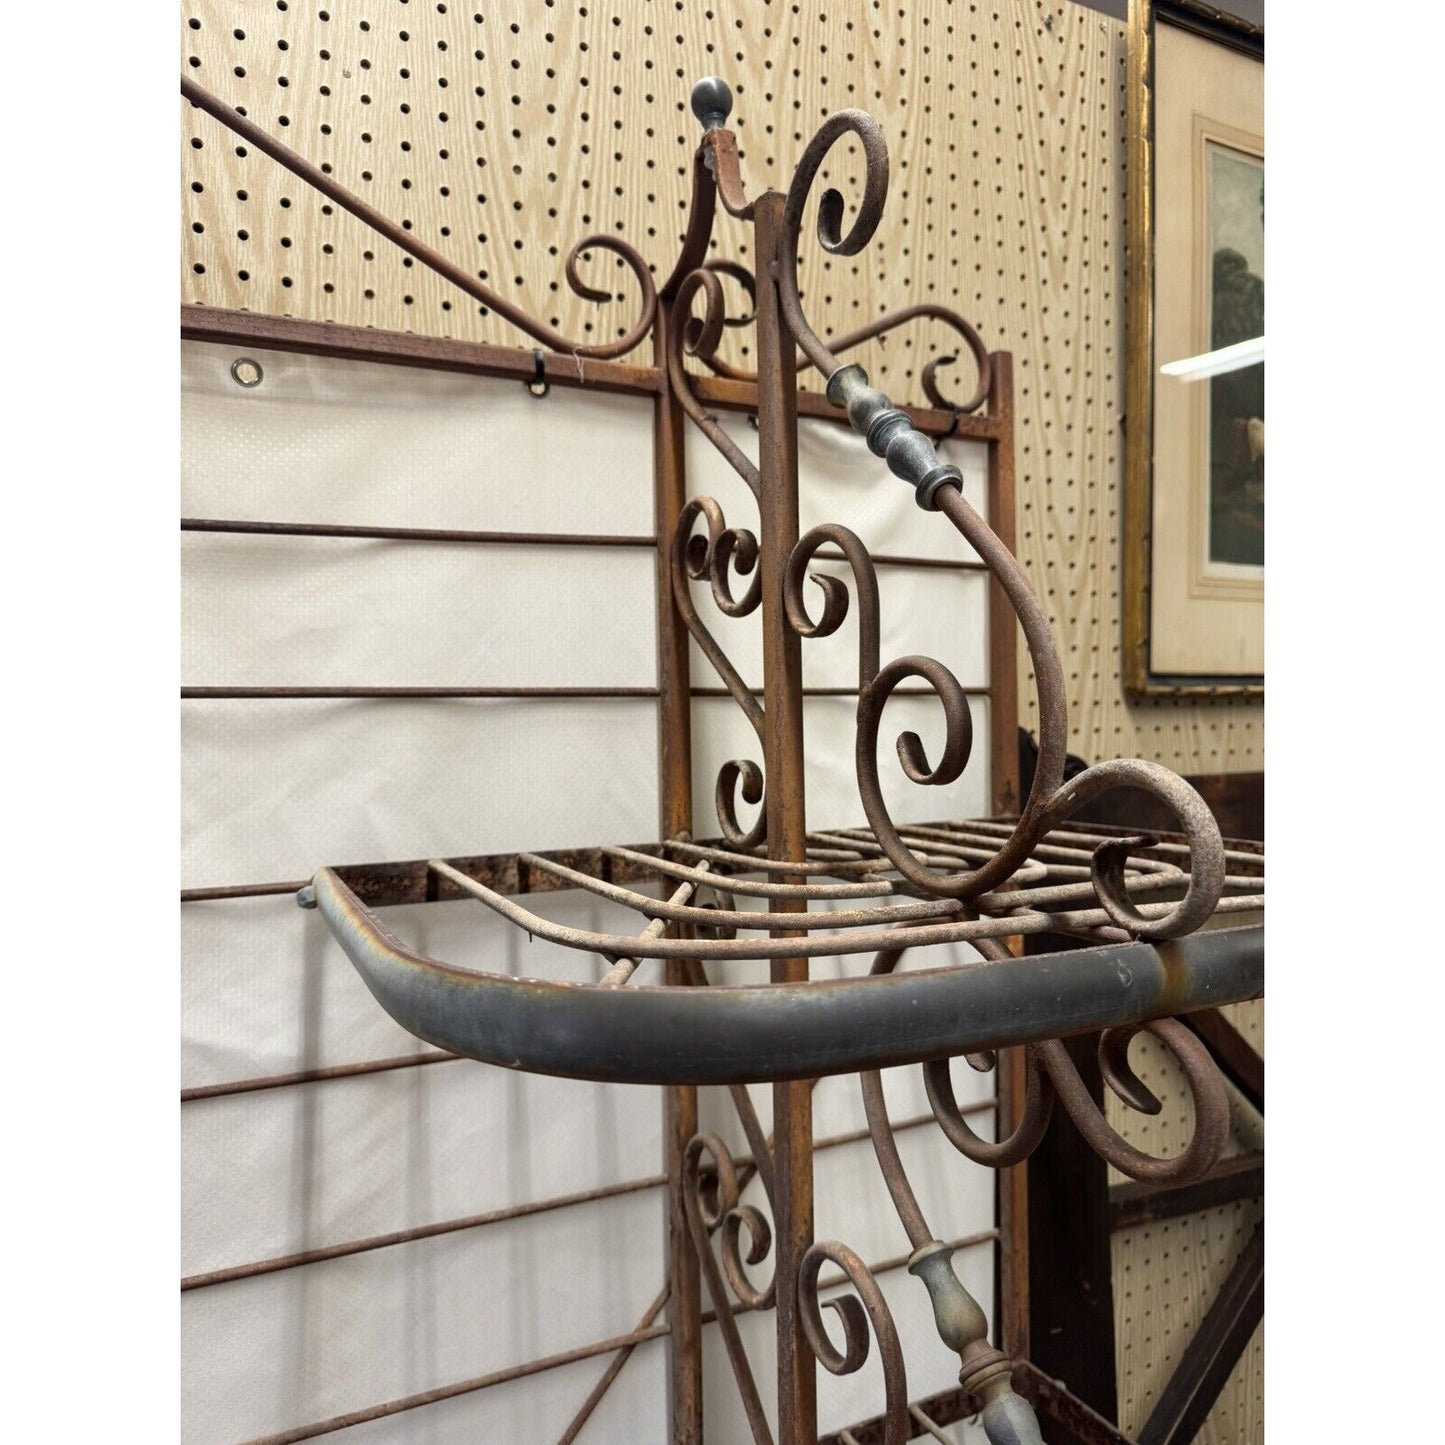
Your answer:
185;71;1265;1445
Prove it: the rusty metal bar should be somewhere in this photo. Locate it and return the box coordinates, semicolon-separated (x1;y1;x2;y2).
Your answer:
310;867;1262;1083
690;372;1000;441
181;305;973;439
600;872;704;987
652;289;705;1445
986;352;1021;816
233;1223;995;1445
184;685;986;701
182;686;657;700
812;547;988;572
182;838;669;908
179;1049;456;1102
182;518;656;549
181;304;662;396
752;187;817;1445
181;1174;666;1293
240;1321;673;1445
694;685;991;699
179;82;657;361
1181;1008;1264;1114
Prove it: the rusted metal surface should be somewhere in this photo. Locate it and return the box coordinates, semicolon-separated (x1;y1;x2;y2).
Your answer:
191;71;1269;1445
178;1048;456;1103
180;79;657;361
182;518;657;550
181;304;663;394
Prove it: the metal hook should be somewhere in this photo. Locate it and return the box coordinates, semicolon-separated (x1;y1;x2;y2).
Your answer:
527;348;550;398
941;406;961;441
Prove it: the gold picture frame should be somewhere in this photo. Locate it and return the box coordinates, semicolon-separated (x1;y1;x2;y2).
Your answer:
1123;1;1264;697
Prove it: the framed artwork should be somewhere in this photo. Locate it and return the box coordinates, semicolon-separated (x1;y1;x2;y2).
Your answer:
1123;1;1264;696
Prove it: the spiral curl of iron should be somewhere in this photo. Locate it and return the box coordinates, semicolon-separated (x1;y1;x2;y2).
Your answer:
924;1019;1231;1184
798;1241;910;1445
668;269;764;497
671;497;768;847
772;110;1226;939
683;1133;776;1311
557;233;660;359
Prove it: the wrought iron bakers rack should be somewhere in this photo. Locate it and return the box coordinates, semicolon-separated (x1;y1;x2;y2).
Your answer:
184;72;1265;1445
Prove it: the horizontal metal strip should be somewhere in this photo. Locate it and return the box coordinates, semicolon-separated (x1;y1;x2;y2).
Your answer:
182;685;659;699
180;1102;992;1289
181;518;657;549
180;521;980;571
180;309;978;439
180;1050;457;1102
811;547;988;572
693;684;991;698
182;685;990;699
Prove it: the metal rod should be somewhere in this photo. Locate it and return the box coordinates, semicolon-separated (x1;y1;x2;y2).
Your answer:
600;872;704;987
753;187;817;1445
183;685;987;701
182;518;656;549
183;686;658;700
182;305;662;395
180;1049;456;1102
180;305;985;438
693;685;991;699
181;1174;667;1293
811;547;987;572
179;82;656;361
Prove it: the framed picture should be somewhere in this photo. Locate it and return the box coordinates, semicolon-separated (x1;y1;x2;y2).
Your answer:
1123;1;1264;696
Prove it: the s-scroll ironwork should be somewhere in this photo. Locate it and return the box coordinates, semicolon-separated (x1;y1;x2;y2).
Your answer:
683;1132;778;1445
671;495;770;848
770;100;1228;939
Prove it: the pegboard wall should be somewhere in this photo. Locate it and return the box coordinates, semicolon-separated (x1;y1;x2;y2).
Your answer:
179;0;1265;776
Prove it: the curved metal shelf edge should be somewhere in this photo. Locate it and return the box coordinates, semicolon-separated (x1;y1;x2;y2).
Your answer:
307;867;1263;1086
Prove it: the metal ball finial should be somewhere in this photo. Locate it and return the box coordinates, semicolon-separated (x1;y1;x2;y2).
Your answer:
690;76;733;132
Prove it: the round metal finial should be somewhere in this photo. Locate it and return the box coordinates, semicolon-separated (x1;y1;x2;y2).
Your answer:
690;77;733;132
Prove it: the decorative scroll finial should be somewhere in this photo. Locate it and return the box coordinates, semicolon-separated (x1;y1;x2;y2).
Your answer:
690;76;734;131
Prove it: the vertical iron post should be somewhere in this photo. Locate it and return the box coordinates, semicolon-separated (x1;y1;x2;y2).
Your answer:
653;298;703;1444
753;191;817;1445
